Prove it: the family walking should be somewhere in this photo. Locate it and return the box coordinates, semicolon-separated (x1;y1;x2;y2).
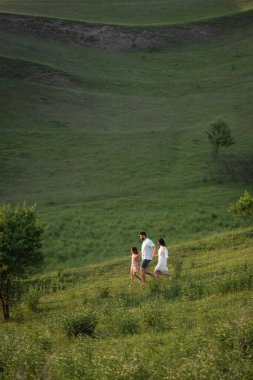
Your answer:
129;231;172;286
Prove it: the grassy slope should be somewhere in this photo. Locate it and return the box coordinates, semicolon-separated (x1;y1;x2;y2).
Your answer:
0;0;253;25
0;228;252;378
1;17;253;267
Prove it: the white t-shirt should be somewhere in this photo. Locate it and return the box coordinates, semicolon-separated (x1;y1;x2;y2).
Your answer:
141;238;155;260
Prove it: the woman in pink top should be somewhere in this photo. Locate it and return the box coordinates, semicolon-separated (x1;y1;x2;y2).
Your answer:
129;247;141;286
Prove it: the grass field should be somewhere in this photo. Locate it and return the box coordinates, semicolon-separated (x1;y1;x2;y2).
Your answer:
0;228;252;378
0;0;253;25
0;1;253;269
1;2;253;379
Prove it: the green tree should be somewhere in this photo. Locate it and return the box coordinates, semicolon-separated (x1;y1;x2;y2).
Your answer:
0;203;44;320
228;191;253;226
206;119;234;160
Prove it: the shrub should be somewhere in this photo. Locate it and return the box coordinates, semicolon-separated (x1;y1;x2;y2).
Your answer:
110;309;140;336
163;280;182;301
148;279;162;294
216;316;253;356
229;190;253;226
141;298;171;331
11;306;25;323
61;308;97;337
94;282;112;300
181;279;205;300
217;265;253;294
0;327;52;379
51;340;95;380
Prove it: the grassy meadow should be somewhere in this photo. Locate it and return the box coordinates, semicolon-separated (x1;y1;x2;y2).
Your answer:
1;6;253;268
0;228;252;379
1;1;253;378
0;0;253;25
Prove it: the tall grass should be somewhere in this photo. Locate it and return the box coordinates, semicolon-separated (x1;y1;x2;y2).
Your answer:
1;228;252;379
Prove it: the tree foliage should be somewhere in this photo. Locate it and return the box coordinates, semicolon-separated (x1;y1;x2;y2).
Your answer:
228;191;253;226
206;119;234;160
0;203;44;320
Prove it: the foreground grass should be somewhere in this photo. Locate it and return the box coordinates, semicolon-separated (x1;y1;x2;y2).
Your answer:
0;228;252;379
0;0;253;25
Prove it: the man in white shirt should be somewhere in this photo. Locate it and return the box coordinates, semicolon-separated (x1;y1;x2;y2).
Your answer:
139;231;156;284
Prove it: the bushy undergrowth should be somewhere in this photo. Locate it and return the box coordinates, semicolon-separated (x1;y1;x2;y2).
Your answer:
0;326;52;379
0;229;252;379
59;307;98;337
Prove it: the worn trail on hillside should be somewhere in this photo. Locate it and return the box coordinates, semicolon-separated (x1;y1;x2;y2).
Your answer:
0;11;253;53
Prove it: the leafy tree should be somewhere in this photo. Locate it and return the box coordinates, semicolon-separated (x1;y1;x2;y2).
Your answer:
206;119;234;160
0;203;44;320
228;191;253;226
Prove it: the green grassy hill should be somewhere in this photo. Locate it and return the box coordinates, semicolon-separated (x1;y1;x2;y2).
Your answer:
0;0;253;25
0;228;252;378
0;1;253;269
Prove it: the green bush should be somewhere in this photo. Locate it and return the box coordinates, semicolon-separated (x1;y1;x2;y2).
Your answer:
181;279;205;300
216;317;253;356
109;309;140;336
163;281;182;301
141;298;171;331
94;282;112;300
217;265;253;294
61;309;98;337
0;327;52;379
51;340;95;380
229;191;253;226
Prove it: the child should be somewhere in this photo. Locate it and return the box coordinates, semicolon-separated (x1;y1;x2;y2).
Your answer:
129;247;141;286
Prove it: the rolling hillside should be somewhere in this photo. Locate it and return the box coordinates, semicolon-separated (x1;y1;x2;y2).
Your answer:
0;228;252;378
0;1;253;269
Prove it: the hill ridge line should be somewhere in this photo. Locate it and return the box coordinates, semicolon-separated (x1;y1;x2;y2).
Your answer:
0;9;253;28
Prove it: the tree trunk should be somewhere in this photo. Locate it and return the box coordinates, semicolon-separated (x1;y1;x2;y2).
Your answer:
213;144;219;161
0;295;10;320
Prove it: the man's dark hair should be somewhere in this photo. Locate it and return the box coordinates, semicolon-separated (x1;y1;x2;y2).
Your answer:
140;232;146;236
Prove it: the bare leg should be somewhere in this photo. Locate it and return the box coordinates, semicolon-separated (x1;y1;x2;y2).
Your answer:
130;270;135;285
160;272;173;280
134;273;141;282
142;268;155;282
145;270;156;278
154;270;161;280
141;268;146;283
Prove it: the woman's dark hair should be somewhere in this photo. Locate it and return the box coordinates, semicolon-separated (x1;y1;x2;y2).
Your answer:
158;238;166;247
131;247;138;254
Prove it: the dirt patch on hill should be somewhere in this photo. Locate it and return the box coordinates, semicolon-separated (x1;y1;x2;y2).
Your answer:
0;56;77;85
0;13;216;53
0;11;252;53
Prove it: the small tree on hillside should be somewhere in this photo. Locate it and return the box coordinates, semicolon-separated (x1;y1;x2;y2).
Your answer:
228;191;253;226
0;203;44;320
206;119;234;160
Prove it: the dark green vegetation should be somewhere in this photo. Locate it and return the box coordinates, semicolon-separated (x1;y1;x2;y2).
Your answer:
0;228;252;378
0;1;253;269
0;203;44;320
